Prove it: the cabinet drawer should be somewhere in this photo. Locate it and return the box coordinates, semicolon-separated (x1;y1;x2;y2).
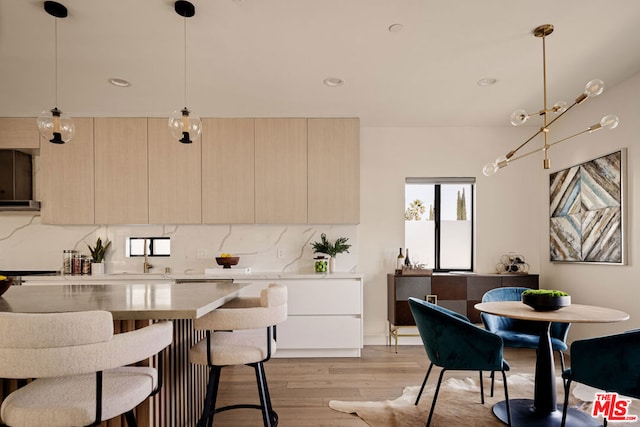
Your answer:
277;315;361;349
285;280;362;315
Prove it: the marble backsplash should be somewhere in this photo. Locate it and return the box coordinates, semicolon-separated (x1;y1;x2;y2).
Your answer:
0;212;358;275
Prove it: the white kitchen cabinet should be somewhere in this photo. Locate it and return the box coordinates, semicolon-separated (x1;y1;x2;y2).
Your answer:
201;118;255;223
40;117;95;224
238;276;364;357
307;118;360;224
254;118;307;224
94;118;148;224
0;118;40;150
148;118;202;224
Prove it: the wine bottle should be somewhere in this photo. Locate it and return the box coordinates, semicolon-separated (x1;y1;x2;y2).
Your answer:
404;248;411;268
396;248;405;270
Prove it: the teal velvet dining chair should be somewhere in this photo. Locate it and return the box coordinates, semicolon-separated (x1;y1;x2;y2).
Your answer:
561;330;640;427
409;297;512;427
481;287;570;393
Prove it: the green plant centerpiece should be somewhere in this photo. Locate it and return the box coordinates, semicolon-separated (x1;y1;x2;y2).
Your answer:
522;289;571;311
87;237;112;263
310;233;351;273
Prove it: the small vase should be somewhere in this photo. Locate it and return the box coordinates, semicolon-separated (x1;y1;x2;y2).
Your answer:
92;262;105;275
329;257;335;274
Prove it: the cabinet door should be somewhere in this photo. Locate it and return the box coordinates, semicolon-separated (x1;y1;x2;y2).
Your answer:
202;118;255;223
94;118;148;224
40;118;95;224
148;118;201;224
254;118;307;223
0;118;39;149
307;118;360;224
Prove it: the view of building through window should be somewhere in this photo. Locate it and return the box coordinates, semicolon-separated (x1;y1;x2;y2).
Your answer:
405;178;474;271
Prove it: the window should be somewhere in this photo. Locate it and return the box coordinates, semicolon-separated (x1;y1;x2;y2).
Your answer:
405;177;474;271
126;237;171;257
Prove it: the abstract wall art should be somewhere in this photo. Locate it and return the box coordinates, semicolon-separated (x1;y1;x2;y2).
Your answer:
549;150;625;264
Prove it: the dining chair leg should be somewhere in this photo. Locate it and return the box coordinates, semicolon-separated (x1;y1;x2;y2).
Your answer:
415;363;434;405
426;369;447;427
561;377;572;427
490;370;495;397
479;371;485;404
500;370;512;427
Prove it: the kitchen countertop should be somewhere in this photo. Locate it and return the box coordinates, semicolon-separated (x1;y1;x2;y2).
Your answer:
0;281;249;320
21;271;364;282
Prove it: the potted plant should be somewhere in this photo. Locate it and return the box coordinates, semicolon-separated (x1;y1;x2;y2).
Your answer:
310;233;351;273
522;289;571;311
87;237;111;275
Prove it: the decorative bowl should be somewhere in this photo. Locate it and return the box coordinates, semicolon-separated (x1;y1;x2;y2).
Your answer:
215;257;240;269
0;278;13;297
522;293;571;311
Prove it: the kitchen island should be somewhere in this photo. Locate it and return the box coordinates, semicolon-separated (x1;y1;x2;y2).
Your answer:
0;281;248;427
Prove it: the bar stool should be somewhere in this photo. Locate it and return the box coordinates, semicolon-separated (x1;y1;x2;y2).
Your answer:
0;311;172;427
190;283;287;427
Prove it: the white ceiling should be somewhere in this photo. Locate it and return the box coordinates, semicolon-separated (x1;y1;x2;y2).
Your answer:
2;0;640;127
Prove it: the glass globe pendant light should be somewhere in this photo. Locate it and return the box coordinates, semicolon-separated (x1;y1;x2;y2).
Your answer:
169;1;201;144
37;1;75;144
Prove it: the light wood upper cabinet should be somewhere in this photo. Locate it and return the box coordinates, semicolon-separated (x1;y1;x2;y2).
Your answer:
255;118;307;224
307;118;360;224
202;118;255;224
148;118;202;224
94;118;148;224
40;118;95;224
0;118;40;150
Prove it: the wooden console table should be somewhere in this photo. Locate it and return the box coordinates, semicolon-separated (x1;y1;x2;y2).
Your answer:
387;273;539;352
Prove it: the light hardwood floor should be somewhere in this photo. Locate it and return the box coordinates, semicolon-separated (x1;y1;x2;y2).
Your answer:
207;345;544;426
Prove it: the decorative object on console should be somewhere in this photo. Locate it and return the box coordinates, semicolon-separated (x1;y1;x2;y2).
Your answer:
168;0;202;144
550;150;624;264
0;275;13;297
496;253;529;274
482;24;619;176
87;237;111;275
37;1;75;144
310;233;351;273
522;289;571;311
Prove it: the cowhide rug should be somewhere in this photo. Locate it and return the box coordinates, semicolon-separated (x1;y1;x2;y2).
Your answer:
329;374;613;427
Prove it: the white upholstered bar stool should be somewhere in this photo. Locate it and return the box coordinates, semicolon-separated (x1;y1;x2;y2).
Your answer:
190;283;287;427
0;311;172;427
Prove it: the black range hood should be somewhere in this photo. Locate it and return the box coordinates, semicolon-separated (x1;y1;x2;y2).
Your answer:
0;150;40;211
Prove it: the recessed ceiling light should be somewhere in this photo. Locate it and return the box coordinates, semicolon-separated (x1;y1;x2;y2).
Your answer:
323;77;344;87
108;78;131;88
388;24;403;33
477;77;497;87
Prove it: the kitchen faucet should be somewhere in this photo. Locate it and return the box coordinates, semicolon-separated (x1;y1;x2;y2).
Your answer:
143;238;153;273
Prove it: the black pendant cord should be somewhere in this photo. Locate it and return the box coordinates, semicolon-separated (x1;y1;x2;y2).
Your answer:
54;16;59;109
183;15;187;109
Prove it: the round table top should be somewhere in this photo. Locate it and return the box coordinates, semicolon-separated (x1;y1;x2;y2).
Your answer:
475;301;629;324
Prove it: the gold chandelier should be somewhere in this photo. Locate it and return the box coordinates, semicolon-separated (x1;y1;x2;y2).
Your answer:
482;24;619;176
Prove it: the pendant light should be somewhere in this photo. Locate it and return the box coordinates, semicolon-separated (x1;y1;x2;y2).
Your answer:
482;24;619;176
168;1;201;144
37;1;75;145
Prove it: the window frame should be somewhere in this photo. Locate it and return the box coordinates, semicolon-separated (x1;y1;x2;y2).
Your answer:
405;177;475;272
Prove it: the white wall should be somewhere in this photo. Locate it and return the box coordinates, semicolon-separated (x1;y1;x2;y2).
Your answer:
359;71;640;344
537;72;640;341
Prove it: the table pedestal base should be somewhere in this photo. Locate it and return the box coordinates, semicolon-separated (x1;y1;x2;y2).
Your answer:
493;399;600;427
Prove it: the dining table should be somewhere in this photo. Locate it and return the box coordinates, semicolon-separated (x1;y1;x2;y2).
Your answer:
0;280;249;427
475;300;629;427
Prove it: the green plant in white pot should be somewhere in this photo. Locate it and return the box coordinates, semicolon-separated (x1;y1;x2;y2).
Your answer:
87;237;111;275
310;233;351;273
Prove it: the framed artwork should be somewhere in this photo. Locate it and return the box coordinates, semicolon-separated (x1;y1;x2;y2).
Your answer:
549;150;625;264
